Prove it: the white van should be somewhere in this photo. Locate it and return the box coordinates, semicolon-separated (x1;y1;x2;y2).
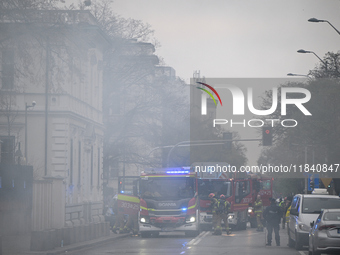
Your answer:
288;194;340;250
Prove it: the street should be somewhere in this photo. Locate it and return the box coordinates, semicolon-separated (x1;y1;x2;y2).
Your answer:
67;226;309;255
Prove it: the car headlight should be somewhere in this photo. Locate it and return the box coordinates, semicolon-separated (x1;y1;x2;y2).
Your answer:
299;223;310;232
140;217;149;223
228;215;234;220
186;216;196;223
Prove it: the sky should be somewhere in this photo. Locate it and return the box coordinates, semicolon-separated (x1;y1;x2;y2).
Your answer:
105;0;340;166
110;0;340;81
65;0;340;165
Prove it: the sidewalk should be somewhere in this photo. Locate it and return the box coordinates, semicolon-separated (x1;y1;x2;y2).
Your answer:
11;232;130;255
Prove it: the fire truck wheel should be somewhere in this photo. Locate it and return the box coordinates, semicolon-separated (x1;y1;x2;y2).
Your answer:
140;232;151;238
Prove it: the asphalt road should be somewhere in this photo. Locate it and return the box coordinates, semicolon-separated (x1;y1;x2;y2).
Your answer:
67;227;310;255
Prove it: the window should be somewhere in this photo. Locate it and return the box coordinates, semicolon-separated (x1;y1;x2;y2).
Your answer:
139;177;195;200
78;141;81;185
291;196;299;210
235;180;250;203
90;145;93;187
69;139;73;185
97;147;100;187
261;180;271;190
323;212;340;221
1;50;14;90
0;136;15;164
198;180;232;198
302;197;340;214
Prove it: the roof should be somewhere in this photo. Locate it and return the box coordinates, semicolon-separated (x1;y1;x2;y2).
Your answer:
323;208;340;212
298;194;340;199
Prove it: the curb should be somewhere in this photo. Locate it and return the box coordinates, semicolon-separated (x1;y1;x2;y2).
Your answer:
19;233;130;255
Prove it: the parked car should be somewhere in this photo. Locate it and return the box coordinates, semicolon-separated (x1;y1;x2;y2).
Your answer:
309;209;340;255
288;194;340;250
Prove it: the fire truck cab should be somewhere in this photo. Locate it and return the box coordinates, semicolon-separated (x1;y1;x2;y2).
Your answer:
138;167;200;237
196;171;233;230
228;178;253;230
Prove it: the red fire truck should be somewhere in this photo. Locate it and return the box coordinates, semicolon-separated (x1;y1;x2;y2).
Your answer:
197;172;273;230
138;167;200;237
196;171;233;230
116;167;273;236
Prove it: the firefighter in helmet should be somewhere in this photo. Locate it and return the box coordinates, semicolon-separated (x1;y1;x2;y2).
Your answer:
219;194;231;235
209;193;220;234
254;194;263;231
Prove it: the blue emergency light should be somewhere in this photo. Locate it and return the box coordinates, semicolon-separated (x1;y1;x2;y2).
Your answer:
166;170;190;174
181;207;187;211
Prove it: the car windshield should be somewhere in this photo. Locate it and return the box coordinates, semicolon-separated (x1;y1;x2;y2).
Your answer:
323;212;340;221
140;177;194;200
302;197;340;214
198;180;232;198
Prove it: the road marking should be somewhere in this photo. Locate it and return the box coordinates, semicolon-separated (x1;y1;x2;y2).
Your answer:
193;231;210;245
187;231;205;246
187;231;209;246
299;251;307;255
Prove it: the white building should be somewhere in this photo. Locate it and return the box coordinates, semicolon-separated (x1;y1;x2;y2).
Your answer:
0;10;110;251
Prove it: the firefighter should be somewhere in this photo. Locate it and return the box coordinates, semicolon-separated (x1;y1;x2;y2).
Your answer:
285;197;292;230
209;193;220;235
219;194;231;235
124;213;139;236
112;207;125;234
263;198;282;246
281;197;290;229
279;198;285;229
254;194;263;232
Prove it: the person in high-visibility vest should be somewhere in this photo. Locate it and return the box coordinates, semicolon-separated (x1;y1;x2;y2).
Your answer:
124;213;139;236
286;205;291;225
112;206;125;234
209;193;221;235
219;194;231;235
279;198;285;229
254;194;263;231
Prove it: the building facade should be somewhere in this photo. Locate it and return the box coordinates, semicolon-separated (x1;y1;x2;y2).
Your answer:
0;10;110;251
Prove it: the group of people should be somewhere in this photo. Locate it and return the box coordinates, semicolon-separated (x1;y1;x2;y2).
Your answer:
109;196;139;236
209;193;231;235
253;195;292;246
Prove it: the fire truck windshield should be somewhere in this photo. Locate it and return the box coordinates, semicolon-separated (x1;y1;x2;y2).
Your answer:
140;177;195;200
198;180;232;199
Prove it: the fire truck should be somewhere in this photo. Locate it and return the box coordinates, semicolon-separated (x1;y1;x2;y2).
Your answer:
196;171;233;230
116;167;273;236
138;167;200;237
197;172;273;230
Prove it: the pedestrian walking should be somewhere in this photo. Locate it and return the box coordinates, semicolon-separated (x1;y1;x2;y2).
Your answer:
263;198;282;246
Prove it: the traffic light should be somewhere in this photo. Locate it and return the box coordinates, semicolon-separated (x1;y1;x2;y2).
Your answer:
223;132;232;153
262;127;272;146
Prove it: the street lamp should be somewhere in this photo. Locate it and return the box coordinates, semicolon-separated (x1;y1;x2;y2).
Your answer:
308;18;340;36
25;101;36;164
297;49;327;66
